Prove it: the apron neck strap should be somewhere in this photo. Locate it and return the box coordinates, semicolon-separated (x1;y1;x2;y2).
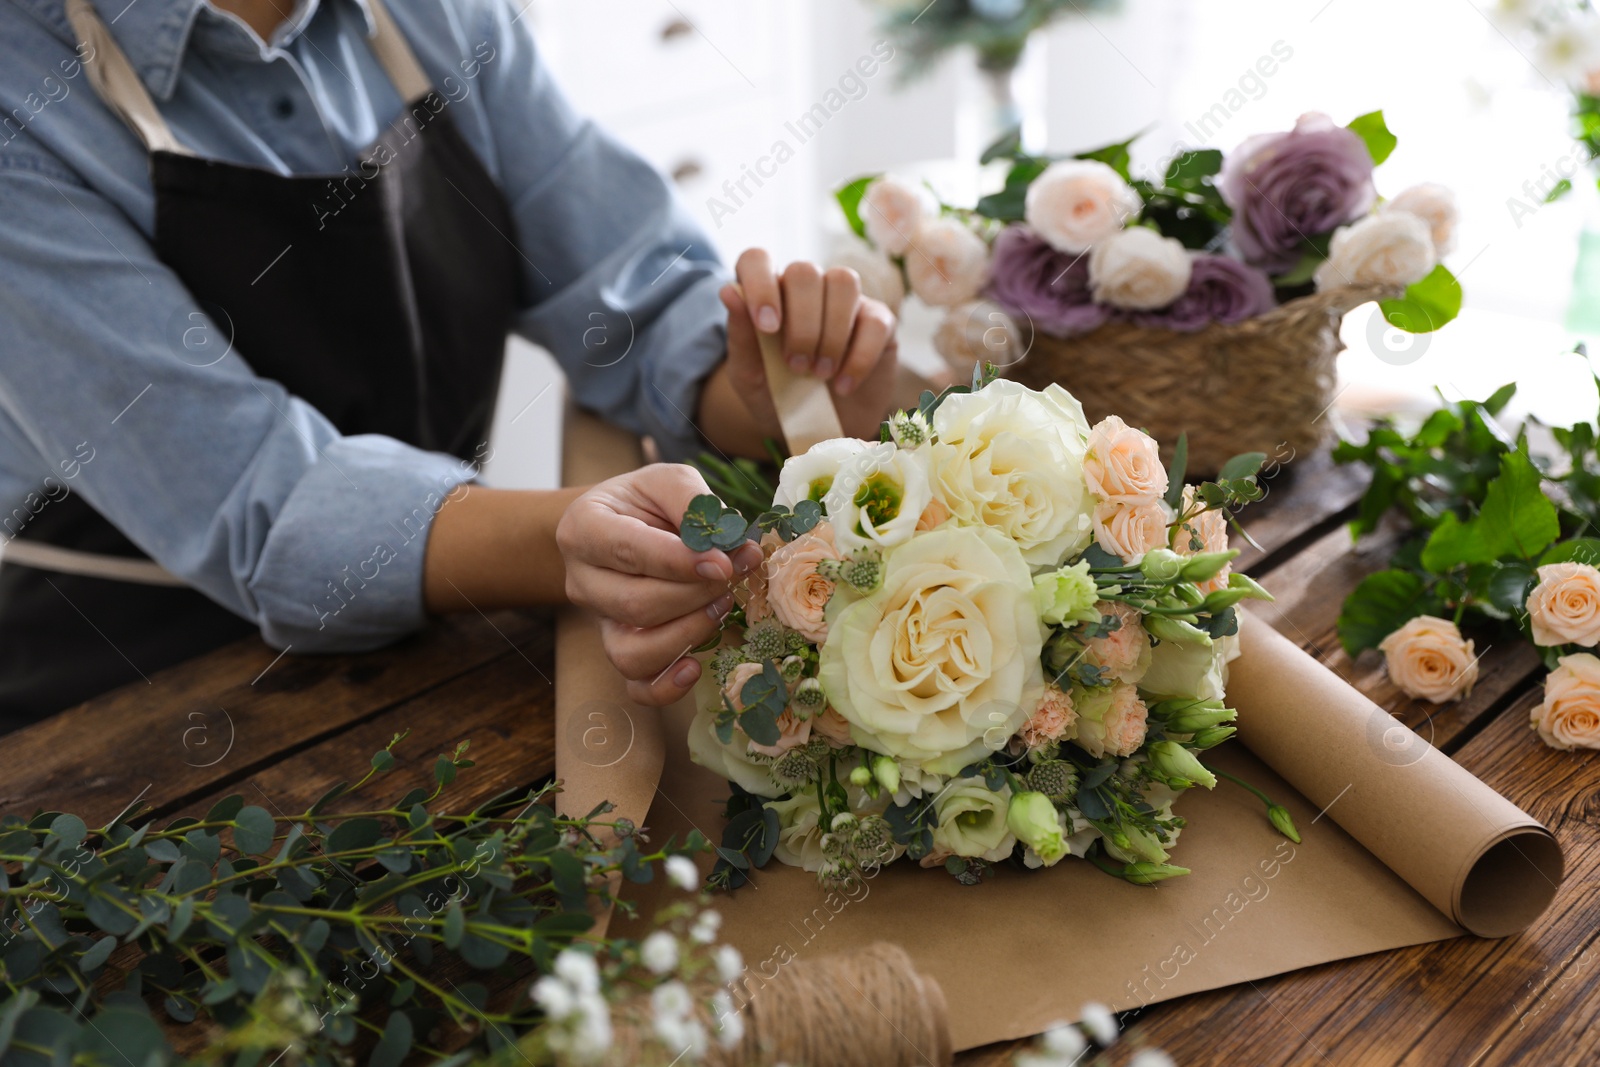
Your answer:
64;0;436;156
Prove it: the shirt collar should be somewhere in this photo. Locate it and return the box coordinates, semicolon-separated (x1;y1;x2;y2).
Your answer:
88;0;377;101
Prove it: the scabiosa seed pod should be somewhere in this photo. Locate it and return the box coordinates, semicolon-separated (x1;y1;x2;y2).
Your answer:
780;655;806;684
792;677;825;712
851;814;895;866
770;749;818;787
742;622;788;663
1028;760;1079;801
709;646;747;685
889;409;931;448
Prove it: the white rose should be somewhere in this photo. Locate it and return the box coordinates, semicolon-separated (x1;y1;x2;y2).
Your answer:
686;675;785;798
819;525;1046;773
928;379;1096;565
905;217;990;308
862;175;936;255
824;442;933;554
1382;182;1458;257
1313;212;1436;292
829;237;906;312
1088;227;1192;310
774;437;870;509
930;778;1015;861
1024;159;1142;254
933;301;1026;374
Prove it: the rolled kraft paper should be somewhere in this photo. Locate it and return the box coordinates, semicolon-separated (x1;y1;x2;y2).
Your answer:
1231;611;1564;937
554;400;668;936
601;942;952;1067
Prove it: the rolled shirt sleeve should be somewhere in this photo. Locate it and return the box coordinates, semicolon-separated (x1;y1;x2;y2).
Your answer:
0;157;474;652
467;0;730;461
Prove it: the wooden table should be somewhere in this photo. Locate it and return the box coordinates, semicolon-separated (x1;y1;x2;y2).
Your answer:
4;448;1596;1067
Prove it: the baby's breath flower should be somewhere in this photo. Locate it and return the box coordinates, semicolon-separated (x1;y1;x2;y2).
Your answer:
640;931;678;975
554;948;600;995
713;944;744;984
711;989;744;1050
664;854;699;893
689;909;722;945
1080;1001;1118;1046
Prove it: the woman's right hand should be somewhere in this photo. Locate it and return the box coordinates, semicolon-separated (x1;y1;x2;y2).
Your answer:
557;464;763;707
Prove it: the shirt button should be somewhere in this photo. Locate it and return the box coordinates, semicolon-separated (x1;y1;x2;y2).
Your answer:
273;97;295;119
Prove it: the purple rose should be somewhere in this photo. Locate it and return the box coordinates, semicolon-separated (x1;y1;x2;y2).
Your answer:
1129;254;1276;331
985;225;1110;338
1218;112;1376;274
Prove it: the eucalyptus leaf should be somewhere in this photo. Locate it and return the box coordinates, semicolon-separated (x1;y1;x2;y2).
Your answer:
232;806;276;856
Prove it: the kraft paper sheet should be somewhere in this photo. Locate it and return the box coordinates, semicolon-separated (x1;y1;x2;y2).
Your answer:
552;410;1563;1051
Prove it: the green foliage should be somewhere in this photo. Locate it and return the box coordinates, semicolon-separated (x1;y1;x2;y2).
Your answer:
1346;109;1397;165
0;734;700;1066
834;174;876;240
690;451;780;525
1380;264;1463;334
1419;450;1558;570
871;0;1121;81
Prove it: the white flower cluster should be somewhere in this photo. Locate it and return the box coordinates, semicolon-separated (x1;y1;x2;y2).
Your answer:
531;949;612;1064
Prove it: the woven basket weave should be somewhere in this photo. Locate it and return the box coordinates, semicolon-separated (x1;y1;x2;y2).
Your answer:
1002;285;1393;476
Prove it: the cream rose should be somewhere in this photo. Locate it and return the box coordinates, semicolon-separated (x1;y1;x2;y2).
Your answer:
1382;182;1458;257
1531;653;1600;750
1526;561;1600;647
1313;212;1436;292
930;778;1016;861
862;175;935;255
687;673;785;797
1092;499;1169;564
775;438;870;509
1084;415;1168;505
933;301;1026;374
1378;615;1478;703
928;379;1096;566
1088;227;1192;310
824;442;934;554
1067;682;1148;758
830;236;907;312
1024;159;1142;254
1173;486;1231;594
819;525;1046;773
765;524;842;644
905;217;990;308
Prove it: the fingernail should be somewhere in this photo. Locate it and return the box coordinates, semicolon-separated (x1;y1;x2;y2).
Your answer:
787;353;809;373
673;659;700;687
705;593;734;621
758;306;780;333
695;560;724;580
815;357;835;378
834;374;855;395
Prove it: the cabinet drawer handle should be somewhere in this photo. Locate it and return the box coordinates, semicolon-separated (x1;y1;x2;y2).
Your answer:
660;18;693;42
670;158;705;184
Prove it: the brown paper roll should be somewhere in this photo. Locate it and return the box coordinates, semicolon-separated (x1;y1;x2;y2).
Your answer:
1229;612;1564;937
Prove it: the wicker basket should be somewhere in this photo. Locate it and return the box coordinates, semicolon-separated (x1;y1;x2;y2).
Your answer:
1002;285;1394;476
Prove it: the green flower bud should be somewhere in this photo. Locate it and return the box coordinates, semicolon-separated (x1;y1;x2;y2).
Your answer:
1178;549;1238;583
1032;561;1101;627
871;755;900;794
1188;725;1237;749
1123;861;1191;885
1171;581;1206;608
1006;792;1068;866
1147;741;1218;790
1268;804;1302;844
1161;700;1237;734
848;765;873;788
1145;615;1213;647
1139;548;1185;581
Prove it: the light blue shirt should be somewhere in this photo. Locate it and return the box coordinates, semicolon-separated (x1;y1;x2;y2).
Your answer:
0;0;729;651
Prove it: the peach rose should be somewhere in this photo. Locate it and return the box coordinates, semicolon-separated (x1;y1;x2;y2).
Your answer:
722;661;812;757
905;218;989;308
735;532;783;623
1378;615;1478;704
1526;562;1600;648
1019;685;1078;749
1083;600;1151;683
1093;500;1169;564
1069;682;1148;758
1173;486;1231;594
1084;415;1167;505
722;662;763;710
810;706;855;748
1531;653;1600;750
764;524;841;644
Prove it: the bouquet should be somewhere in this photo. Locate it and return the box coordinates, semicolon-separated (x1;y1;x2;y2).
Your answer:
1333;373;1600;753
829;110;1463;367
863;0;1118;80
679;372;1290;891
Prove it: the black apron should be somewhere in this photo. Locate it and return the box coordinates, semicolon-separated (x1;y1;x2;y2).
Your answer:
0;0;521;732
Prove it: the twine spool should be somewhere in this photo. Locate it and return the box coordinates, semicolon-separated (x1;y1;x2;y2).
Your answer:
600;942;952;1067
1002;285;1393;476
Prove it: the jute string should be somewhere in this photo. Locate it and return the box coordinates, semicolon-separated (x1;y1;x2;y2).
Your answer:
599;942;952;1067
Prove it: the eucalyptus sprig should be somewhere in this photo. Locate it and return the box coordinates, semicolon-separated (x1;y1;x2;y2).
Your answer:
0;733;707;1067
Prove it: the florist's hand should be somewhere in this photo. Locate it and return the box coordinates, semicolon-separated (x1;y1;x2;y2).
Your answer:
557;464;762;707
719;249;899;442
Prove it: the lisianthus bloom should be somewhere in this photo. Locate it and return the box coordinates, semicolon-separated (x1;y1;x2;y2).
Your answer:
1218;111;1377;273
819;525;1045;773
826;443;933;554
1531;653;1600;750
930;778;1016;861
1526;561;1600;647
774;437;869;509
928;379;1096;565
1068;682;1148;758
1378;615;1477;704
1033;560;1100;627
1007;791;1068;866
